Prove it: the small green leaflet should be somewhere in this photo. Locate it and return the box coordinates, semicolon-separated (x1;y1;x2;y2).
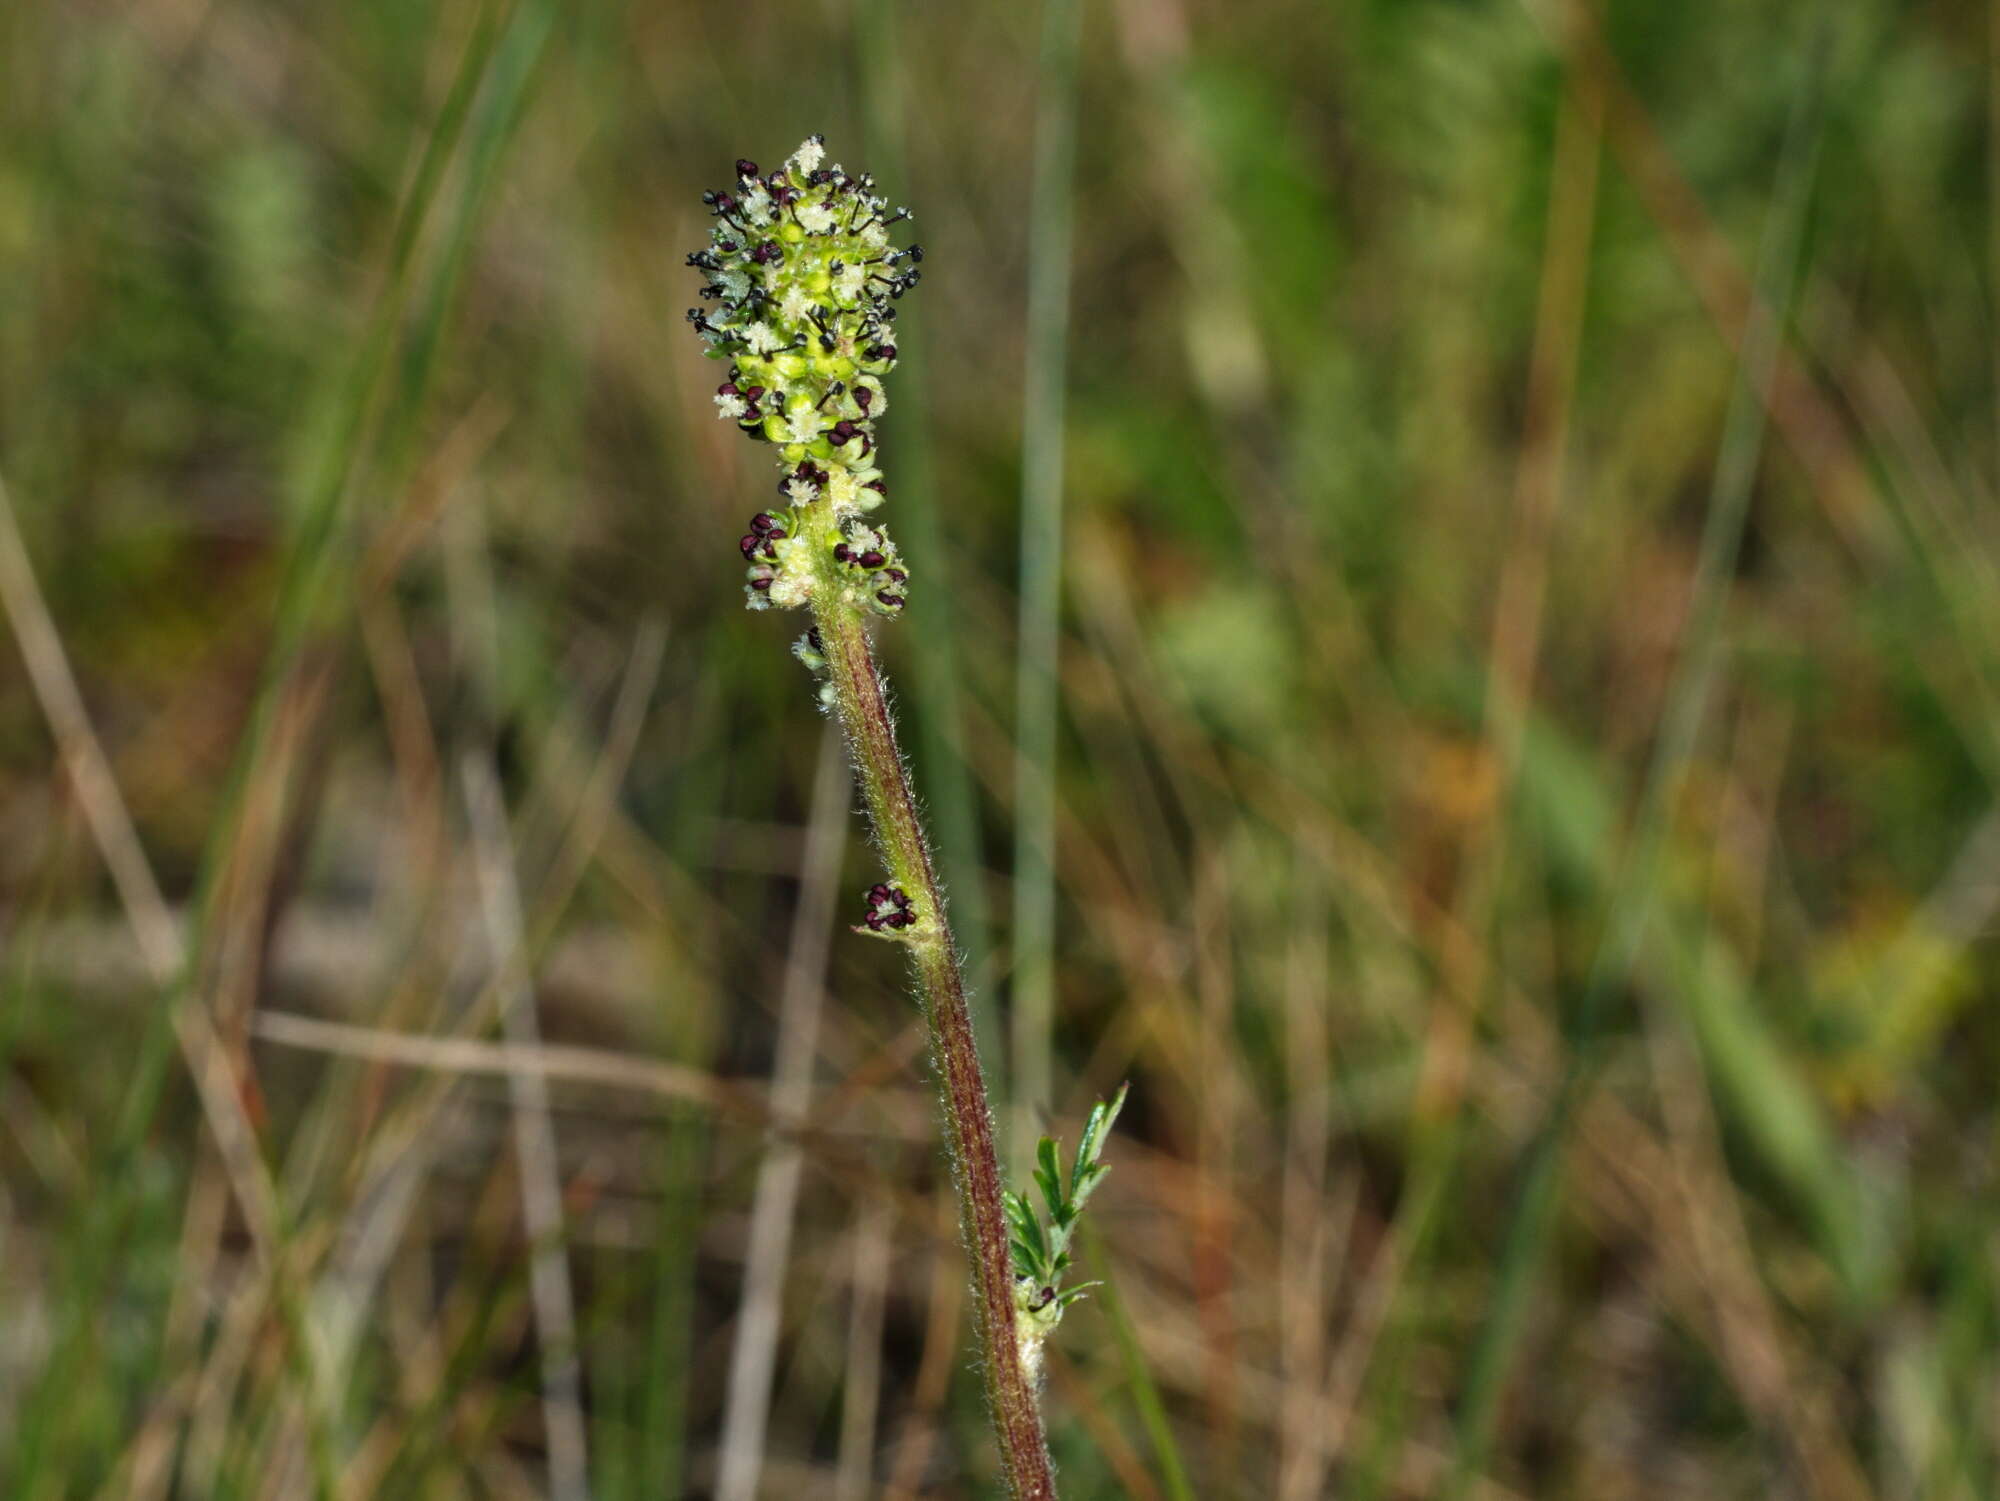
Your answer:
1007;1083;1129;1307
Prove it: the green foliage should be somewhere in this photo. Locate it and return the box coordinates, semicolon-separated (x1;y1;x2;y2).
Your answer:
1006;1083;1127;1320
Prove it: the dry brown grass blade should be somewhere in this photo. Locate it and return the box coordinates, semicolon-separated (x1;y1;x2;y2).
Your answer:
882;1193;970;1501
1527;0;1879;553
303;612;668;1385
715;724;850;1501
1047;1343;1168;1501
834;1199;896;1501
0;468;339;1468
0;476;183;983
252;1009;728;1108
463;752;591;1501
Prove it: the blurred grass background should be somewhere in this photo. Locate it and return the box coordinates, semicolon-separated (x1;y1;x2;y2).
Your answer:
3;0;1999;1496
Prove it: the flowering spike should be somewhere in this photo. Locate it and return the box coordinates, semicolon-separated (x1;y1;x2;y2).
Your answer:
686;138;923;617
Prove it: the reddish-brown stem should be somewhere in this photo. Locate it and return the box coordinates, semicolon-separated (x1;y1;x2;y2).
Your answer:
811;588;1057;1499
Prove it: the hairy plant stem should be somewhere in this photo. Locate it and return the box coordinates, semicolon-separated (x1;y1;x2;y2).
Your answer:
809;534;1057;1500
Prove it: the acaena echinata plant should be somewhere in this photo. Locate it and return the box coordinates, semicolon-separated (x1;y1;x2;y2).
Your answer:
686;137;1124;1498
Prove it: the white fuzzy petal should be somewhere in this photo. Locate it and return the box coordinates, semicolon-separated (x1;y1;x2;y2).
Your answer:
789;136;826;176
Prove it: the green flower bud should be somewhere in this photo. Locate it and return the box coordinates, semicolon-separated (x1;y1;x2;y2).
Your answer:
791;628;827;673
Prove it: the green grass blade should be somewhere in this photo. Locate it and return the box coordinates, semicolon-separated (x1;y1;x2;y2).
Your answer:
1445;31;1834;1493
1083;1226;1197;1501
1010;0;1084;1163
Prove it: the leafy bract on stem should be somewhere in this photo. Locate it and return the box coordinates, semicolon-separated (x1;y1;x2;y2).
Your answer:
1006;1083;1129;1378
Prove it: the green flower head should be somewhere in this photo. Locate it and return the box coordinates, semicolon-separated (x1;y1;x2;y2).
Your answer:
689;137;924;617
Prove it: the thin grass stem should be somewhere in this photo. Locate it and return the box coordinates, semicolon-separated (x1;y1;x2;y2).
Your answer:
1013;0;1083;1162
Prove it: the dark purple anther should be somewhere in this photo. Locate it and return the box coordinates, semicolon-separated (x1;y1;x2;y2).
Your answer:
750;576;773;590
861;882;916;932
830;421;858;445
833;543;852;562
863;479;886;496
739;535;760;560
718;381;740;397
736;159;759;180
885;568;906;583
853;387;873;411
858;550;885;569
876;590;903;608
907;244;924;262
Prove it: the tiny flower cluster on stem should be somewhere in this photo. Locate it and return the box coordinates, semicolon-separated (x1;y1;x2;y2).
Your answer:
856;881;917;937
